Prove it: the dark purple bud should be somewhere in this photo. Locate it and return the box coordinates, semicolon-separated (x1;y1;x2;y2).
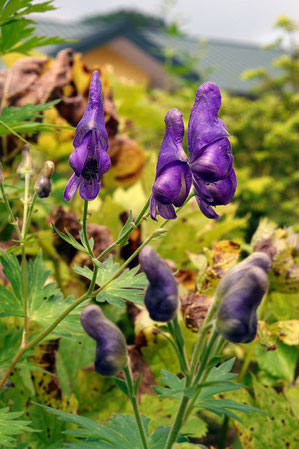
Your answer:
188;82;236;219
215;252;271;343
150;109;192;220
215;252;271;303
64;71;111;202
139;245;178;321
34;161;55;198
80;305;128;376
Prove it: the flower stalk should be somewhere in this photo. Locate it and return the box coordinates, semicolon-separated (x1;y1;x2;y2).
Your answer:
123;363;150;449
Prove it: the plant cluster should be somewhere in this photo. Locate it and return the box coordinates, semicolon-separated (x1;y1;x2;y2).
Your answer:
0;3;298;449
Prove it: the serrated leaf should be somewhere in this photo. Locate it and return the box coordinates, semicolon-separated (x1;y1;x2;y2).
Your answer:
0;407;35;447
117;210;133;244
196;358;242;401
152;369;186;399
52;224;88;254
0;251;81;336
74;256;147;308
37;405;150;449
113;377;130;398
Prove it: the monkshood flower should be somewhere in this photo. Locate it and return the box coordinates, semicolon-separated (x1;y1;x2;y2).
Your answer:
188;82;236;219
215;252;271;343
64;71;111;201
150;82;236;220
139;245;178;321
81;305;128;376
150;109;192;220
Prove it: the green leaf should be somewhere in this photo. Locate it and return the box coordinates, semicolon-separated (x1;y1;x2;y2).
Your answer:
36;405;150;449
0;1;70;56
255;341;298;383
196;358;242;401
52;224;88;254
117;210;133;245
0;251;81;336
152;369;185;399
113;377;130;398
74;256;148;308
226;378;299;449
0;407;35;448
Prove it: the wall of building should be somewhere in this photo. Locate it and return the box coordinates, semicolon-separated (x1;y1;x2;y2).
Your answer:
82;43;150;85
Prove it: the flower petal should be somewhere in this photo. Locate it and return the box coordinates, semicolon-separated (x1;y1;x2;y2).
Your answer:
150;196;158;221
206;169;237;206
191;137;233;182
98;148;111;178
196;196;220;220
79;179;101;201
156;108;187;178
64;173;81;201
73;71;108;152
173;164;192;207
188;82;229;162
152;162;188;205
192;174;214;202
69;133;89;176
157;202;177;220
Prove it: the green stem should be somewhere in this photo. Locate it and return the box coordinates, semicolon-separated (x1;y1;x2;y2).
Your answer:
184;329;220;419
96;196;151;262
189;301;218;377
24;192;37;237
0;182;22;240
171;314;189;375
218;416;230;449
165;393;190;449
123;364;150;449
238;341;256;382
21;173;31;346
82;200;93;257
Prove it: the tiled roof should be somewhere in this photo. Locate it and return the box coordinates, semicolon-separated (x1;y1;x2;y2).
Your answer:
2;18;283;95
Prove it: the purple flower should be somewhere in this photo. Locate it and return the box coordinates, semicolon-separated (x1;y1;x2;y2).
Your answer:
139;245;178;322
150;109;192;220
64;71;111;201
81;305;128;376
150;82;236;221
215;252;271;343
188;82;236;219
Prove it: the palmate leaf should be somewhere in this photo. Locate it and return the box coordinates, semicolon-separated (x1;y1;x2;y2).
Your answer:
74;255;148;308
36;405;150;449
152;369;186;399
35;404;192;449
0;1;69;56
0;101;74;137
0;251;82;336
0;407;34;448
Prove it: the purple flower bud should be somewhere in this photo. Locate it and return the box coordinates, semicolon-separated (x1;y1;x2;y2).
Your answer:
150;109;192;220
139;245;178;321
215;252;271;343
188;82;236;219
34;161;55;198
64;71;111;202
81;305;128;376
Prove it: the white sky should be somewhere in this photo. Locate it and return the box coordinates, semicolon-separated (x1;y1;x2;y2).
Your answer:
39;0;299;45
